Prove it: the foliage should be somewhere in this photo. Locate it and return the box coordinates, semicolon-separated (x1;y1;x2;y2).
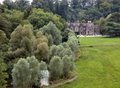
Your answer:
31;0;120;22
0;30;8;51
27;56;39;86
3;0;15;10
0;14;12;38
12;58;31;88
32;0;54;12
49;56;63;80
67;32;80;59
49;44;74;60
41;22;62;45
28;8;65;30
9;24;34;58
12;56;40;88
97;12;120;35
14;0;30;11
39;61;47;70
62;55;74;77
3;9;24;33
33;31;49;61
0;54;8;88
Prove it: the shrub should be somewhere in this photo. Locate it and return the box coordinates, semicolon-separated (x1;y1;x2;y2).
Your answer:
28;8;65;30
9;24;34;58
0;30;9;52
27;56;39;87
12;58;31;88
49;44;75;60
39;61;47;70
67;32;80;59
39;61;48;79
0;55;8;88
10;24;34;51
41;22;62;45
49;56;63;80
12;56;40;88
34;31;49;61
49;45;64;59
62;55;74;77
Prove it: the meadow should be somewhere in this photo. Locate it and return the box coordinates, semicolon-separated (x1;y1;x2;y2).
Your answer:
58;37;120;88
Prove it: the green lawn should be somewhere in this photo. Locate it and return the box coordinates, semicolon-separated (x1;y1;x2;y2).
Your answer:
58;37;120;88
80;37;120;46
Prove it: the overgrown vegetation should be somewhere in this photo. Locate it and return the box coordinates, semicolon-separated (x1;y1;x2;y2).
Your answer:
0;1;80;87
0;0;119;87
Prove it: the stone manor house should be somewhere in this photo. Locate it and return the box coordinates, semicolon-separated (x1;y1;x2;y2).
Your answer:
67;21;101;35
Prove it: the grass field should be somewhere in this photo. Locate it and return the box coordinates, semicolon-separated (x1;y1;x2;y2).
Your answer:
58;37;120;88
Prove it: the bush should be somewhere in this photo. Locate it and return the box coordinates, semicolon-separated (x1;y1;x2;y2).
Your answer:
12;58;31;88
49;44;75;60
28;8;65;30
10;24;34;51
0;30;8;52
34;31;49;61
39;61;47;70
67;32;80;59
62;55;74;77
41;22;62;45
49;45;64;59
39;61;48;79
49;56;63;80
0;55;8;88
9;24;34;58
12;56;40;88
27;56;39;87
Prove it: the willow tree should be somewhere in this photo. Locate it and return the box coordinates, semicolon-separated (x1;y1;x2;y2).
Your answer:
33;31;49;61
8;24;34;58
40;22;62;46
12;58;31;88
49;56;63;80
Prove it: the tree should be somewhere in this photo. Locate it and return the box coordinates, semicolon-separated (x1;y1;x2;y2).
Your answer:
8;24;34;58
28;8;65;30
12;58;31;88
97;12;120;35
67;31;80;59
0;15;12;38
97;17;106;34
111;0;120;12
27;56;39;87
39;61;47;70
41;22;62;45
15;0;30;11
39;61;48;83
3;0;16;10
0;30;8;52
3;9;24;36
33;31;49;61
62;55;74;77
85;7;102;21
0;55;8;88
54;0;60;14
32;0;54;12
49;56;63;80
99;1;112;16
59;0;69;20
49;44;74;60
71;0;80;9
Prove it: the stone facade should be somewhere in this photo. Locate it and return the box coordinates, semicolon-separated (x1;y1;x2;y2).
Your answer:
67;21;100;35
